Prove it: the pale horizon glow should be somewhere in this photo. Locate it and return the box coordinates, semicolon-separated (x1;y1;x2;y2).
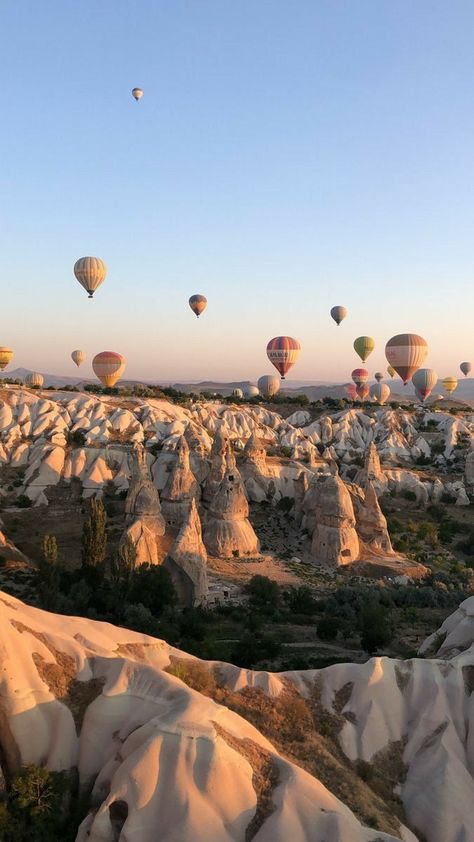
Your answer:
1;1;474;384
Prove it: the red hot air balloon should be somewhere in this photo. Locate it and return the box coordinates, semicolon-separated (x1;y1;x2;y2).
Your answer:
266;336;301;379
357;383;370;400
344;383;357;401
351;368;369;386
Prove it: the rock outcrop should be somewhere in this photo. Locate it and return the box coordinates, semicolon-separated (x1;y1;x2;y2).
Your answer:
164;499;208;607
350;480;393;554
202;428;234;504
204;470;259;558
161;436;200;529
121;444;166;566
308;474;360;566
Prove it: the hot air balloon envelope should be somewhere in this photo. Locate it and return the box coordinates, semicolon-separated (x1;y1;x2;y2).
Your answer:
374;372;383;383
370;383;390;405
243;384;259;398
74;257;107;299
92;351;126;388
460;361;472;377
71;350;85;368
258;375;280;398
442;376;458;395
412;368;438;403
132;87;143;101
385;334;428;384
25;372;44;389
330;305;347;326
189;295;207;317
357;383;370;400
0;347;13;371
387;365;395;379
351;368;369;386
266;336;301;379
353;336;375;363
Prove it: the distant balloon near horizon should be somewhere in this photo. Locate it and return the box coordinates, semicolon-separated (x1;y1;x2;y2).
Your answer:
370;383;390;405
385;333;428;385
189;294;207;318
330;305;347;326
266;336;301;379
243;384;259;398
442;376;458;395
232;388;243;399
74;257;107;299
460;361;472;377
351;368;369;386
344;383;357;401
374;372;384;383
25;372;44;389
132;87;143;101
0;347;13;371
356;383;370;400
387;365;396;379
257;374;280;398
71;349;85;367
353;336;375;363
412;368;438;403
92;351;126;388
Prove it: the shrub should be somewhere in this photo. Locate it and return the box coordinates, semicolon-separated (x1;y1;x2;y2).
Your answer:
402;490;417;502
127;564;177;617
317;616;339;640
246;575;280;614
81;498;107;569
0;764;69;841
16;494;32;508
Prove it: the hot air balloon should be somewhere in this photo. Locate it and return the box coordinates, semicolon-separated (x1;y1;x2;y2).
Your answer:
351;368;369;386
460;361;472;377
344;383;357;401
243;384;259;398
357;383;370;400
25;372;44;389
189;295;207;318
258;374;280;398
330;305;347;326
442;376;458;395
71;350;85;368
387;365;395;378
370;383;390;405
412;368;438;403
232;388;243;399
132;87;143;101
0;347;13;371
353;336;375;363
266;336;301;379
414;386;424;404
374;372;383;383
385;334;428;384
74;257;107;299
92;351;125;388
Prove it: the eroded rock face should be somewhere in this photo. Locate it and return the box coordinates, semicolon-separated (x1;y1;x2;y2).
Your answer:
243;432;267;473
121;444;165;566
161;436;200;529
204;470;259;558
308;474;359;566
164;499;208;607
350;480;393;553
202;429;233;504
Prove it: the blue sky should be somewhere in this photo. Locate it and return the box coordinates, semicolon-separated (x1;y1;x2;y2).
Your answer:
1;0;474;384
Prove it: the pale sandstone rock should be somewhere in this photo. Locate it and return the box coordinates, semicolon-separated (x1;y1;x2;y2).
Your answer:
164;499;208;606
204;470;259;557
309;474;359;566
161;436;200;529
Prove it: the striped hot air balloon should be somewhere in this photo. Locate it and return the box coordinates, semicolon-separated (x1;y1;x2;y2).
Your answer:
344;383;357;401
442;376;458;395
412;369;438;403
243;384;259;397
132;87;143;101
232;388;243;398
189;295;207;317
351;368;369;386
387;365;396;378
353;336;375;363
357;383;370;400
74;257;107;299
257;374;280;398
385;334;428;384
330;305;347;326
266;336;301;379
370;383;390;405
71;349;85;367
25;372;44;389
92;351;125;387
460;361;472;377
0;347;13;371
374;372;383;383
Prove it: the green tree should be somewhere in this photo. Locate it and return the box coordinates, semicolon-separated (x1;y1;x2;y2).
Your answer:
37;535;60;608
110;536;136;588
0;765;68;842
359;601;394;654
81;498;107;569
127;563;177;617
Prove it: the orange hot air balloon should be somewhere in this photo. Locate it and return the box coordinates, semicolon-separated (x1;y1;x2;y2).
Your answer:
266;336;301;379
387;365;395;378
357;383;370;400
330;305;347;326
0;346;13;371
351;368;369;386
374;372;383;383
345;383;357;400
385;333;428;384
92;351;126;387
460;361;472;377
442;376;458;395
189;294;207;317
74;257;107;298
71;350;85;367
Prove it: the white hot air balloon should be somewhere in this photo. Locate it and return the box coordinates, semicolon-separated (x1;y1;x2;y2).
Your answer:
71;349;85;367
243;384;259;398
370;383;391;405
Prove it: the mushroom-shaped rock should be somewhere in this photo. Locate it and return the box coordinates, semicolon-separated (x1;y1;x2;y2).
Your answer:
121;444;166;566
164;499;208;606
204;471;259;558
243;432;267;473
